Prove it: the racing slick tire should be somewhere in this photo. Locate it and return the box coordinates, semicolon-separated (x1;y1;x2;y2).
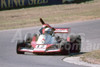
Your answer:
75;35;81;53
16;40;25;54
60;40;70;55
70;35;81;53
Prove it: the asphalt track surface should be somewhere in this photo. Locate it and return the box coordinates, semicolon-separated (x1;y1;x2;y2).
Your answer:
0;19;100;67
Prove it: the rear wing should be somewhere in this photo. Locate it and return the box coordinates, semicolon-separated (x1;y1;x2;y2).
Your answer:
54;28;70;33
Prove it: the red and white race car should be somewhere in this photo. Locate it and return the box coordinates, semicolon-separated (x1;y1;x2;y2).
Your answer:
16;18;81;55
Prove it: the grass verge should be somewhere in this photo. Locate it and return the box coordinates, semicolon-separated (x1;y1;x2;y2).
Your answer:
81;50;100;64
0;0;100;30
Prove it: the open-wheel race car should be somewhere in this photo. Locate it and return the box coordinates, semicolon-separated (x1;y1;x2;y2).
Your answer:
16;18;81;55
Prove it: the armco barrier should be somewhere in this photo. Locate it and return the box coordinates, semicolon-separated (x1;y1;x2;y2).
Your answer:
0;0;68;10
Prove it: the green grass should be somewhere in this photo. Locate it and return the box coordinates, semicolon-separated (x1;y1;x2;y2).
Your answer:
0;0;100;30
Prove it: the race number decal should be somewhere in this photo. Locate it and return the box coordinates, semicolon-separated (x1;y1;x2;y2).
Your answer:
34;45;47;51
35;45;46;49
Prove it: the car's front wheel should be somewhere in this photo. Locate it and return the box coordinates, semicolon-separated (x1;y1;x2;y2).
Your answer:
60;40;70;55
16;40;25;54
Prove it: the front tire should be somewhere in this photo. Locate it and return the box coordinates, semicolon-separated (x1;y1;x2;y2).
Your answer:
16;40;25;54
60;40;70;55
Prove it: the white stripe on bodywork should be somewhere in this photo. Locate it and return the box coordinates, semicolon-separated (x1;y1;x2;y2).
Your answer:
47;49;60;52
21;48;34;52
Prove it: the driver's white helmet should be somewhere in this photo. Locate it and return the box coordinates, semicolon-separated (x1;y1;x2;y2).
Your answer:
45;28;52;34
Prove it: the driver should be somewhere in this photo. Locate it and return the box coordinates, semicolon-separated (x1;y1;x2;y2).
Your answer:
39;24;55;35
37;24;56;44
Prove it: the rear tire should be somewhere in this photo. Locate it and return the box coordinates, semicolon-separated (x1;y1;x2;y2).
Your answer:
70;35;81;53
75;35;81;53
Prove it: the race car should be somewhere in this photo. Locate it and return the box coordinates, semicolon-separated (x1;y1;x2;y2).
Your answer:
16;18;81;55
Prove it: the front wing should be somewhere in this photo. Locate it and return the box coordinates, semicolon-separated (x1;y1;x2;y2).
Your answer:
18;44;61;53
19;48;61;53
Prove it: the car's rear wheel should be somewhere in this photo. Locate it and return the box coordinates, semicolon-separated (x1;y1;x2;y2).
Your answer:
70;35;81;53
16;40;25;54
75;35;81;53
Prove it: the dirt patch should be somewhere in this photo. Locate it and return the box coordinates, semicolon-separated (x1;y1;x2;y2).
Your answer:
82;57;100;64
81;50;100;64
63;56;100;67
